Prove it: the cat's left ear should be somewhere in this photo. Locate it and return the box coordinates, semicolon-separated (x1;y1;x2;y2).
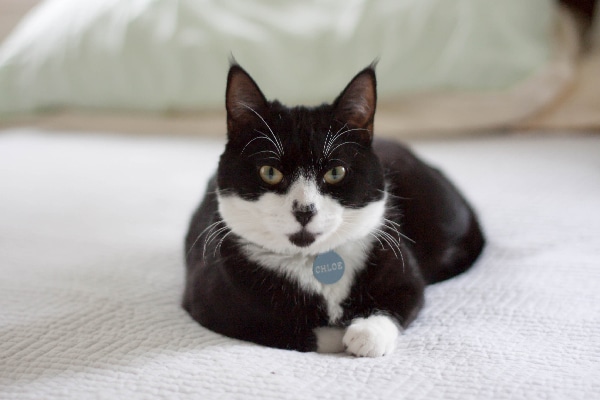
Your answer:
226;64;269;135
333;65;377;144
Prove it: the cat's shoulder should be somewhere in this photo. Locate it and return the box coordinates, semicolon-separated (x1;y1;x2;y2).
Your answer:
372;137;422;171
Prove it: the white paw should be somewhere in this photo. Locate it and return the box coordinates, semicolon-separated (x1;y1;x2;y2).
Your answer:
342;315;399;357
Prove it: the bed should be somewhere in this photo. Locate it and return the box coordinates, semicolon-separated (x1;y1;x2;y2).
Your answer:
1;1;599;399
1;128;599;399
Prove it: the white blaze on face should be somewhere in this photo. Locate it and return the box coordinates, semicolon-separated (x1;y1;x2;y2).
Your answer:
218;174;388;323
287;176;319;209
217;174;386;256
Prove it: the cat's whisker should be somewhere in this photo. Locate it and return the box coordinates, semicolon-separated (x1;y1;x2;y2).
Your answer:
200;221;230;258
334;122;348;136
204;226;229;250
324;123;347;157
329;127;368;147
203;226;231;260
380;224;400;248
399;248;406;273
378;188;412;203
241;128;283;159
372;229;400;259
383;218;416;244
322;124;332;158
241;135;279;157
323;124;338;155
248;149;281;161
324;127;369;158
214;231;232;258
373;227;403;257
327;141;362;156
253;129;284;157
372;229;406;272
238;102;284;156
368;232;386;251
186;220;225;258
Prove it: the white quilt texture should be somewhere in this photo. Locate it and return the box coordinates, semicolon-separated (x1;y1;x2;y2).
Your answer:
0;129;599;399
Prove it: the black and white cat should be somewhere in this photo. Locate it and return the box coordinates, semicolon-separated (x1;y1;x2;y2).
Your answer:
183;64;484;357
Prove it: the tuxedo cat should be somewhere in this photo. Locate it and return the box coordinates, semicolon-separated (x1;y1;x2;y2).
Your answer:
183;63;484;357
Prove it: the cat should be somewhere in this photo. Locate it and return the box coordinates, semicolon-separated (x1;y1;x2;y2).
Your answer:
183;63;484;357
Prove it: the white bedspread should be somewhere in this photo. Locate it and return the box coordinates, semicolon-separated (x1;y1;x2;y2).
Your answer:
1;129;598;399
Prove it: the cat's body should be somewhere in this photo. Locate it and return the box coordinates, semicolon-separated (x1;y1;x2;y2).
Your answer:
183;64;484;357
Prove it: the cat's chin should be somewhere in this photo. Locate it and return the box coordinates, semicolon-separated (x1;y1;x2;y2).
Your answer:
244;234;370;258
288;230;371;256
288;229;318;248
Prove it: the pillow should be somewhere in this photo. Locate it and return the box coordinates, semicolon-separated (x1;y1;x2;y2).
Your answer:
0;0;556;115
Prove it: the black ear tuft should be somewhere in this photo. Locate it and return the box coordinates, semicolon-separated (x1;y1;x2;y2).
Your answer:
333;66;377;143
226;64;268;131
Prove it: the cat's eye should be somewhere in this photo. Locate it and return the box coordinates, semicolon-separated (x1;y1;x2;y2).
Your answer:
259;166;284;185
323;166;346;184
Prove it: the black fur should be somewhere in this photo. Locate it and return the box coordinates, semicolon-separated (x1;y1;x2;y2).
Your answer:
183;64;484;352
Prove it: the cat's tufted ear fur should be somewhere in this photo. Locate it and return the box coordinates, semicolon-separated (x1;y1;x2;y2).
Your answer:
333;65;377;144
226;64;269;135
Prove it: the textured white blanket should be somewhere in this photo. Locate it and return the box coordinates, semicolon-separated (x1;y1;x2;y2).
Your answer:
1;129;598;399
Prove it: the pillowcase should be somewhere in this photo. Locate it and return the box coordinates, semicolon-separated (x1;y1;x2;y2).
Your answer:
0;0;555;115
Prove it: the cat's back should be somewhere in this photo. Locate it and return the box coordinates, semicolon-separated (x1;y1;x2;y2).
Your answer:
372;137;423;174
372;137;485;284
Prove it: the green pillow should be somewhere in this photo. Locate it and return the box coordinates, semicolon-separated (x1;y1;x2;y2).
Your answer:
0;0;555;115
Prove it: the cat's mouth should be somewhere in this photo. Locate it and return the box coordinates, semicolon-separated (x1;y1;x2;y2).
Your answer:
288;229;318;248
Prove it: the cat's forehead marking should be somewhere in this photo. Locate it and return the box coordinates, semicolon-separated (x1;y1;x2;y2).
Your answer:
287;175;319;206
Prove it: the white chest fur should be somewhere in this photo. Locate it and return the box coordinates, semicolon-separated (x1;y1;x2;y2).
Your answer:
242;237;374;324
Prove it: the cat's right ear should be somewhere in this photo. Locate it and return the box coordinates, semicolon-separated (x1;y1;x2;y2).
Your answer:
333;65;377;144
226;64;268;134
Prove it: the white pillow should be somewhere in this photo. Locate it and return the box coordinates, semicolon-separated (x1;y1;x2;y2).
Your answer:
0;0;555;115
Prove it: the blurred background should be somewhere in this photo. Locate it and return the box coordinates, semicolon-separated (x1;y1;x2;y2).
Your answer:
0;0;598;138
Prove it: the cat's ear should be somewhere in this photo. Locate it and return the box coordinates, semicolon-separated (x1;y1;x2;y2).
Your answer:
226;64;268;133
333;66;377;143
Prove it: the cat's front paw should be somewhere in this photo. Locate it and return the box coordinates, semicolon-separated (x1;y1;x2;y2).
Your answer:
343;315;399;357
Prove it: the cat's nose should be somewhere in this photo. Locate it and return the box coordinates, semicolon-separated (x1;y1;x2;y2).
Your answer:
294;209;316;226
293;202;316;226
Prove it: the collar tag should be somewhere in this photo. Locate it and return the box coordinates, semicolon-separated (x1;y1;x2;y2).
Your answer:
312;250;345;284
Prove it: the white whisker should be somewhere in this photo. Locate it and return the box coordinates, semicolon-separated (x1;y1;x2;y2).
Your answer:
373;227;406;272
241;135;277;157
322;124;332;158
238;102;284;156
203;226;230;260
369;232;386;250
324;127;369;159
323;123;346;157
248;149;282;161
372;228;400;259
214;231;232;257
383;217;416;244
186;220;225;257
328;141;362;156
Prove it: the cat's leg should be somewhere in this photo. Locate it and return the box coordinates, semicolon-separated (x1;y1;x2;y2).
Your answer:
342;314;399;357
314;318;399;357
313;317;399;357
340;247;425;357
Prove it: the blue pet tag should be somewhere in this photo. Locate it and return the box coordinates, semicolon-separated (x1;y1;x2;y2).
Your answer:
312;251;345;284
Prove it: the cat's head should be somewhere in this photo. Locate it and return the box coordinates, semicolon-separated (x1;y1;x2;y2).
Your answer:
217;64;386;255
